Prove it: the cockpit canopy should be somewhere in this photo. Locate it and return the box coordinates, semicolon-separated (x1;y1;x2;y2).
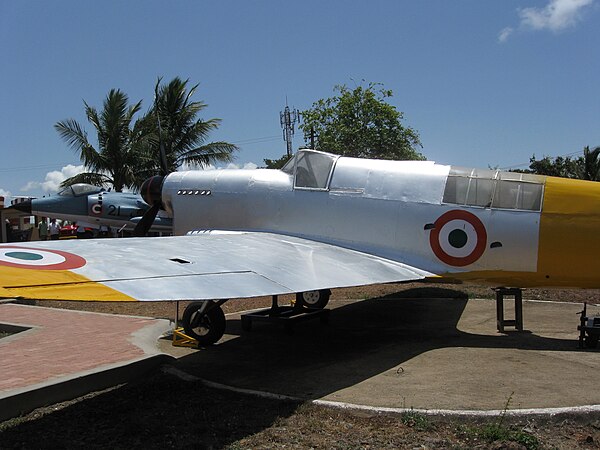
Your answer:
282;149;339;190
58;184;104;197
443;167;545;211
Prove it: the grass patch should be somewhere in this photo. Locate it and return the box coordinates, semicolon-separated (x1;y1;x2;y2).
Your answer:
456;393;540;450
400;409;432;431
457;423;539;450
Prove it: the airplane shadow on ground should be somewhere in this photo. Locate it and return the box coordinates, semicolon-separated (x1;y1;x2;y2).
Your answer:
174;289;579;401
0;289;585;449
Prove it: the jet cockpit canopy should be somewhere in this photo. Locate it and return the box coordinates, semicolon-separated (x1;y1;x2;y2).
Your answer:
58;184;104;197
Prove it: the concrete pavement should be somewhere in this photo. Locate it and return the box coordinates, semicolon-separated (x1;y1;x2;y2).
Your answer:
167;296;600;413
2;296;600;421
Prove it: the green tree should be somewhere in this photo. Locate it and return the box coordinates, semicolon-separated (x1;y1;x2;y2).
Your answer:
263;153;292;169
55;89;146;191
526;154;582;178
300;83;424;160
141;77;237;176
526;147;600;181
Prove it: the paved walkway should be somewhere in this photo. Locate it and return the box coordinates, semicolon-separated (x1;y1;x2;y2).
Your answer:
0;303;172;421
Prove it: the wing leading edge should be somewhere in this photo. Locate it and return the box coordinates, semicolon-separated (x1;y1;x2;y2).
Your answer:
0;232;432;301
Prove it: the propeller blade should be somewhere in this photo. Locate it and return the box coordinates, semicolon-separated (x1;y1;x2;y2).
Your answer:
132;203;160;237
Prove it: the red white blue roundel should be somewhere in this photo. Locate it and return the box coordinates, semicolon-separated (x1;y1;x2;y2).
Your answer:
91;203;102;215
0;246;86;270
429;210;487;267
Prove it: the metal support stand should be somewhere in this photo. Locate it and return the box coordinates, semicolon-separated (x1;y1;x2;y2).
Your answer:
494;287;523;332
171;300;199;348
578;303;600;349
172;328;200;348
241;295;329;333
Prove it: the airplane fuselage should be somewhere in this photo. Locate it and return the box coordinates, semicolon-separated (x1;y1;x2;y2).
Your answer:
161;150;600;289
26;185;172;231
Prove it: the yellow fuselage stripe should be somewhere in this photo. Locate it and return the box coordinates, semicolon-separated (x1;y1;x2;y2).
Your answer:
0;266;137;301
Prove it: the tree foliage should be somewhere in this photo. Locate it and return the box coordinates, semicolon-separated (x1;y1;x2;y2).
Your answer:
581;146;600;181
141;77;237;177
263;153;292;169
300;83;424;160
55;78;237;192
524;146;600;181
55;89;144;192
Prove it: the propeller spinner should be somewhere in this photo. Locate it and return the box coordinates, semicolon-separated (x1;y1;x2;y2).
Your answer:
133;175;165;237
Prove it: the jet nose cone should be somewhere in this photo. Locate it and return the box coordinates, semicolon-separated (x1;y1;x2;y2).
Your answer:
10;200;32;214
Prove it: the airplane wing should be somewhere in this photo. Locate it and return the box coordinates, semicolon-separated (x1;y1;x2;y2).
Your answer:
0;232;433;302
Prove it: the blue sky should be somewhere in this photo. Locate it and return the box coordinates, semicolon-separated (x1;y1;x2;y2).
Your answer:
1;0;598;203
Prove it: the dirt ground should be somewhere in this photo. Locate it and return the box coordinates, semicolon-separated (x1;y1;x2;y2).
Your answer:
20;280;600;321
3;282;600;449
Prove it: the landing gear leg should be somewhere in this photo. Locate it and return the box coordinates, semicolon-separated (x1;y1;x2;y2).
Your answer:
182;300;228;345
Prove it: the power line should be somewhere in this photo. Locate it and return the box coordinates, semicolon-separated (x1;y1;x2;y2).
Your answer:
0;134;285;174
499;149;587;171
231;135;281;145
0;162;82;173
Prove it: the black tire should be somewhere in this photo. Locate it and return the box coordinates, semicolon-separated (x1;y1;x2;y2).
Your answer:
182;302;226;345
296;289;331;309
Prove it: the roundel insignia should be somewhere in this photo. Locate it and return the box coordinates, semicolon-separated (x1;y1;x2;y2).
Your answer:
0;246;86;270
429;210;487;267
91;203;102;215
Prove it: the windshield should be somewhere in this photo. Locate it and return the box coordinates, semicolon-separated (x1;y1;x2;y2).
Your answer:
281;155;296;174
294;150;337;189
58;184;103;197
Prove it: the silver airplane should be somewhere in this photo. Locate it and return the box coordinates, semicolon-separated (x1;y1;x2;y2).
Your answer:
1;149;599;345
11;183;172;232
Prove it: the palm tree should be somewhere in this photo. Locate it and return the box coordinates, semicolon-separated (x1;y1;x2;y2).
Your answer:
55;89;146;192
581;146;600;181
142;77;237;176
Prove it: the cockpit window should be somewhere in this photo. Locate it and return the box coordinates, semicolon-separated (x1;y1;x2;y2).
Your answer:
294;150;338;190
58;184;103;197
281;155;296;174
443;167;544;211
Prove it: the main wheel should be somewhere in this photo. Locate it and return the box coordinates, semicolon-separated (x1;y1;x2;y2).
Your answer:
182;302;226;345
296;289;331;309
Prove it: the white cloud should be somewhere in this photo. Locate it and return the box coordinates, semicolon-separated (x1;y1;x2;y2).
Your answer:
226;162;258;170
0;188;11;206
22;164;85;194
519;0;593;32
500;0;594;41
180;161;259;171
498;26;514;42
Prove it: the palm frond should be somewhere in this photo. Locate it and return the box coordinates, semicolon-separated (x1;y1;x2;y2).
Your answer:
59;172;112;189
54;119;92;153
176;142;237;167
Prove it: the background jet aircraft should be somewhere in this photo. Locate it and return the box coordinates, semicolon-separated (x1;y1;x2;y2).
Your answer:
11;183;172;232
1;149;599;345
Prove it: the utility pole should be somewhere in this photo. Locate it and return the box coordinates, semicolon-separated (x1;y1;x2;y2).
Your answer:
280;101;300;157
